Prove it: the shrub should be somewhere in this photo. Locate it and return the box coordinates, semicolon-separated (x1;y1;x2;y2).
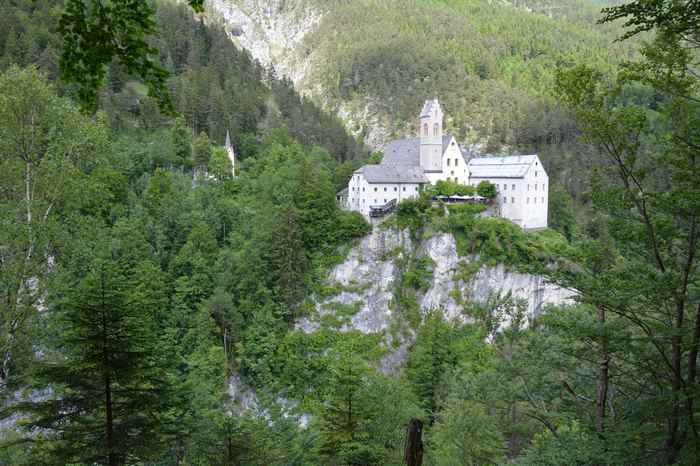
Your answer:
336;210;372;241
476;180;497;198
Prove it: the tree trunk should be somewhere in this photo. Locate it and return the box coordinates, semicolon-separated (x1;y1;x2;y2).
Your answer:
404;418;424;466
596;305;609;439
101;274;116;466
666;300;685;465
685;304;700;446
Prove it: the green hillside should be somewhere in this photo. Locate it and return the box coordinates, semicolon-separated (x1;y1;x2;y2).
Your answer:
2;0;699;464
303;0;633;150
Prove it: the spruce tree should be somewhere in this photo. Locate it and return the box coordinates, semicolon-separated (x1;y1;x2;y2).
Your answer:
15;254;173;465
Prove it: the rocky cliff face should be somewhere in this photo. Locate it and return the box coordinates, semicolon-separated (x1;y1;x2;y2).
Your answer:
204;0;396;149
230;225;574;412
298;226;574;362
205;0;320;85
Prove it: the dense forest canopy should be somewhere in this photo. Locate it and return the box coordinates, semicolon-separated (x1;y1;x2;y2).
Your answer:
1;0;699;465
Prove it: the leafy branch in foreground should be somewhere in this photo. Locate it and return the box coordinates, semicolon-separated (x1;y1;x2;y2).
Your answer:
59;0;204;112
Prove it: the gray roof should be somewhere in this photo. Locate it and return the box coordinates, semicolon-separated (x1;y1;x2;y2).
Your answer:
356;164;429;184
420;99;440;117
468;155;539;179
382;136;462;165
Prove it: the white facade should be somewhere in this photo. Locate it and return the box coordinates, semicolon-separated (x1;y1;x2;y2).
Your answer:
432;139;469;185
468;155;548;229
342;99;548;229
347;170;423;217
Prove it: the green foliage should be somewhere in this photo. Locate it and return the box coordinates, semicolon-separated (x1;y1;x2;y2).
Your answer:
317;336;423;465
207;147;233;181
304;0;633;159
476;180;497;199
0;65;111;390
405;311;485;419
548;183;577;241
394;196;433;233
367;151;383;164
59;0;175;112
13;250;174;465
193;131;212;166
1;0;365;162
432;180;476;197
428;399;505;466
446;210;574;273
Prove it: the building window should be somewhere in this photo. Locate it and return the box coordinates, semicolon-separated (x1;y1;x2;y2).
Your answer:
384;187;387;192
511;197;515;203
526;198;529;204
451;171;454;176
503;184;507;190
415;186;419;191
512;184;515;190
542;197;544;203
447;159;451;166
455;159;459;166
402;186;406;191
503;197;507;204
527;184;530;191
534;197;537;204
433;123;439;136
423;123;428;136
374;187;378;192
535;171;538;177
394;186;397;191
362;187;365;192
384;199;387;203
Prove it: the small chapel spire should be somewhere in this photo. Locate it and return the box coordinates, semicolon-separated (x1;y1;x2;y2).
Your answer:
225;130;236;178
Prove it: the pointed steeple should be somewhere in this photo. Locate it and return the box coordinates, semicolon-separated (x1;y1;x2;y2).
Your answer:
225;130;236;178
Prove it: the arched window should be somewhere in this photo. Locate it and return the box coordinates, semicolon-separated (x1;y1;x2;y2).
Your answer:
423;123;428;136
433;123;439;136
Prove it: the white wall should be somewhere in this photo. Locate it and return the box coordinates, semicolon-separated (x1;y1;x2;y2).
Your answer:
468;158;549;229
521;160;548;229
346;172;421;217
439;139;469;185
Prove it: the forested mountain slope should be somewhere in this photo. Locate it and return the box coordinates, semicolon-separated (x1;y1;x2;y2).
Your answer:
209;0;630;148
2;0;699;464
1;0;365;162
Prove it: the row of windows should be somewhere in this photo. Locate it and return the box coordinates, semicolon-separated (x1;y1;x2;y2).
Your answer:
500;183;547;191
502;196;546;204
352;185;420;193
372;186;419;192
445;158;459;166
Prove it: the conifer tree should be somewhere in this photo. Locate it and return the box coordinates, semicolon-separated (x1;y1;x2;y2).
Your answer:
15;252;174;465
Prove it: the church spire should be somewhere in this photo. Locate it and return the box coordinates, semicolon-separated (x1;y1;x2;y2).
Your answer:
225;130;236;178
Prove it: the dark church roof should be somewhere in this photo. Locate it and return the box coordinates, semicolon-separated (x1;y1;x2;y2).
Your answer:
355;164;428;184
382;136;462;165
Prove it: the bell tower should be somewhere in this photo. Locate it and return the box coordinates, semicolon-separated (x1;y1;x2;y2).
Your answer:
419;98;443;172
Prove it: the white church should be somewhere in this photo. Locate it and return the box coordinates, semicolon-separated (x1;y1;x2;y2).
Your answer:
342;99;549;229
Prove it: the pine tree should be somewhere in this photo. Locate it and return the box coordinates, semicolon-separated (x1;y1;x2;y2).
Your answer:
15;254;174;465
